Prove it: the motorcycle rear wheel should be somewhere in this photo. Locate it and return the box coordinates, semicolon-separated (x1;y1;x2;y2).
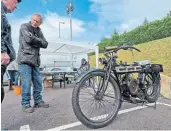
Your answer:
144;73;161;103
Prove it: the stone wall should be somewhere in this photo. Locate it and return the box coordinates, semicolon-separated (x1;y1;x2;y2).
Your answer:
160;74;171;99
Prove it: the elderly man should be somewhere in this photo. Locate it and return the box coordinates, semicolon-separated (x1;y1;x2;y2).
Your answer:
17;13;49;113
1;0;21;103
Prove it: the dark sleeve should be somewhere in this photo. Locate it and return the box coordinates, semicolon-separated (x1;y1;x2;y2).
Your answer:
1;14;7;53
38;30;48;49
20;24;43;47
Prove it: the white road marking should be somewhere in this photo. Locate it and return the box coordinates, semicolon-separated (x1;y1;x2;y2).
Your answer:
46;122;82;131
20;124;30;131
118;103;154;114
21;102;171;131
157;102;171;107
45;103;155;131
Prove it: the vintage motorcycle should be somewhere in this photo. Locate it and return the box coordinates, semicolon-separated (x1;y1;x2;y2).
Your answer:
72;44;163;129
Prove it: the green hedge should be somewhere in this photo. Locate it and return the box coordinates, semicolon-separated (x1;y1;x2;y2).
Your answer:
98;16;171;50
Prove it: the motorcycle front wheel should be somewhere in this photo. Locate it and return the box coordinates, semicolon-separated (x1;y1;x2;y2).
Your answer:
72;71;121;129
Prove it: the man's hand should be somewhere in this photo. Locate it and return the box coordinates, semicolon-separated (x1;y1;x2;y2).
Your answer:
1;52;10;65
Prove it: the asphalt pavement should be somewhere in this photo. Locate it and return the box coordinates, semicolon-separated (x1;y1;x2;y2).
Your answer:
1;84;171;130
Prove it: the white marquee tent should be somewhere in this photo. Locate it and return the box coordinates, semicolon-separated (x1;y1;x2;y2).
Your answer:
40;39;99;69
3;40;99;83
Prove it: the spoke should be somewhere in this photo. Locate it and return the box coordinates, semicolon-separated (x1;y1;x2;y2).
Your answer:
79;97;94;104
103;98;115;106
92;79;97;93
101;100;112;115
97;101;102;114
81;87;94;97
94;100;98;114
104;94;116;99
81;99;95;116
102;98;115;109
100;101;108;115
101;99;112;113
89;78;97;93
88;100;97;118
79;92;92;96
93;77;102;91
80;99;95;112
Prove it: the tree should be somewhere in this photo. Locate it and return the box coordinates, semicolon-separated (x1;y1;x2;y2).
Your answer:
167;11;171;17
111;29;120;45
124;30;127;34
98;16;171;49
143;17;149;24
98;37;112;51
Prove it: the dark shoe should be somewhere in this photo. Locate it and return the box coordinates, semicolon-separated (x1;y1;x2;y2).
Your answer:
34;101;49;108
22;105;34;113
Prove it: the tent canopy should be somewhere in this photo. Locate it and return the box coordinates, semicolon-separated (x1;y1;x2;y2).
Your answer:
40;39;97;55
40;39;99;68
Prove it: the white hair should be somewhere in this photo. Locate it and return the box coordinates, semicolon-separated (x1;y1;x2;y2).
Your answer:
31;13;43;24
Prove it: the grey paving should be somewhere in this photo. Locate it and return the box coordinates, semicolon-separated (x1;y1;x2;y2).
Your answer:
1;84;171;130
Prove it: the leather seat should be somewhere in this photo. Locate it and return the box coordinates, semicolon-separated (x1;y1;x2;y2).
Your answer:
134;60;151;66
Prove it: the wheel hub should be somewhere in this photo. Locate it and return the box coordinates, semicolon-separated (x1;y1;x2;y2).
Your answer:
94;93;103;100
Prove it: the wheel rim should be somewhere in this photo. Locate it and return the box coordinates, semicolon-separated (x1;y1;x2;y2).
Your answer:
77;74;119;123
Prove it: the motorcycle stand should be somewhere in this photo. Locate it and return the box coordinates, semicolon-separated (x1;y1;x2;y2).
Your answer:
122;96;157;109
142;101;157;110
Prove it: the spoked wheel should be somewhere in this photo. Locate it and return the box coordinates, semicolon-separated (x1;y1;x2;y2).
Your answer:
144;73;161;103
72;71;121;129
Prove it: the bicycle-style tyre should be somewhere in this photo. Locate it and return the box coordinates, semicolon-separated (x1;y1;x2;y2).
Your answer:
72;71;121;129
145;73;161;103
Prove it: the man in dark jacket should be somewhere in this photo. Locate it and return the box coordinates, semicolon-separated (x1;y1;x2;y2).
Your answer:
17;13;49;113
74;58;90;80
80;58;90;71
1;0;21;103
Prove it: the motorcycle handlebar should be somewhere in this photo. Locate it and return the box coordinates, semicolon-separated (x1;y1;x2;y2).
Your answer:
104;45;141;53
130;47;141;52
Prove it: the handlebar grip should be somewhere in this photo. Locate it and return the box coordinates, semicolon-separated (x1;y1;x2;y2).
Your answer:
132;47;141;52
104;46;118;52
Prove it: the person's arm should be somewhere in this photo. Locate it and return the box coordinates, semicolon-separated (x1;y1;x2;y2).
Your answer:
38;30;48;49
1;14;10;65
20;24;43;47
1;14;7;53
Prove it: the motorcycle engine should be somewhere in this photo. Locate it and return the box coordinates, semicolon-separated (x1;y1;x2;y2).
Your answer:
128;79;139;95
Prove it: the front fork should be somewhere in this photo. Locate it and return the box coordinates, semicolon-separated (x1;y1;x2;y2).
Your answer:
96;63;112;96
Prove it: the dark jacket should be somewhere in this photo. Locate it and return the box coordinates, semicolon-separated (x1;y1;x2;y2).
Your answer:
1;2;16;62
80;58;90;70
17;22;48;67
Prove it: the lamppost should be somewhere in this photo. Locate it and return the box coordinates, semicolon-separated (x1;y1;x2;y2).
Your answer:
66;1;74;41
54;60;56;68
59;22;65;39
